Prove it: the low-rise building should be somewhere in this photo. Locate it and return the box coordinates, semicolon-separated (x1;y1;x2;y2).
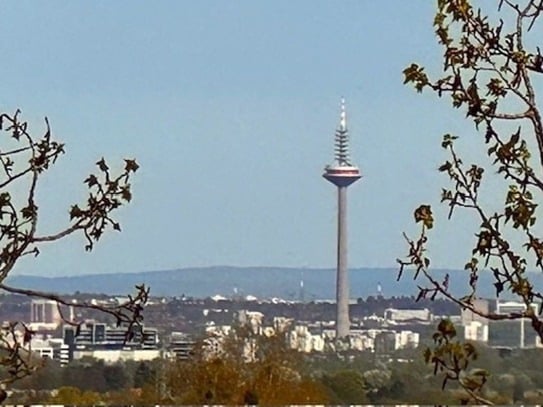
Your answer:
395;330;419;349
168;332;195;360
63;320;159;362
30;336;70;366
73;348;160;363
384;308;431;323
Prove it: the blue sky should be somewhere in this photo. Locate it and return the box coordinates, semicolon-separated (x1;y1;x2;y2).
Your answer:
0;1;494;276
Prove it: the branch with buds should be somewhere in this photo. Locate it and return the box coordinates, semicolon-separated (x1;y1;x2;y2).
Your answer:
400;0;543;402
0;110;145;386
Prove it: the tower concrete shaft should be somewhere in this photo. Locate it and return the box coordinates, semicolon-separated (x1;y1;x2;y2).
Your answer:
336;186;350;338
323;98;361;339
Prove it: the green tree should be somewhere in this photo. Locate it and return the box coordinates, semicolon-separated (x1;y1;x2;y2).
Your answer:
321;370;369;404
62;359;108;392
165;325;329;405
12;358;62;390
104;363;130;391
399;0;543;403
133;360;155;388
49;386;102;405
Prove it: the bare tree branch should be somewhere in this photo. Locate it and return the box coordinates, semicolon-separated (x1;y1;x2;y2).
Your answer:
0;109;143;388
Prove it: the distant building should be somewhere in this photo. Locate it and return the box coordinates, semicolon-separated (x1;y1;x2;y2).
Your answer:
374;331;396;354
29;299;63;330
237;310;264;334
384;308;431;323
496;300;533;315
168;332;195;360
289;325;325;353
63;320;159;362
273;316;294;332
464;320;489;342
488;300;539;348
74;349;160;363
461;299;490;325
348;332;374;351
395;330;419;349
29;336;70;366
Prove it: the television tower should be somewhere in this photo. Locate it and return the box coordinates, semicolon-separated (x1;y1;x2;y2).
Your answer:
323;98;361;339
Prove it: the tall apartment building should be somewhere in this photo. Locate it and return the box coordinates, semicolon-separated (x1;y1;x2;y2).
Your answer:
29;299;62;330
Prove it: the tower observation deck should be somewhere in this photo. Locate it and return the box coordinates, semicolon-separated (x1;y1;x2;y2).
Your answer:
323;98;362;339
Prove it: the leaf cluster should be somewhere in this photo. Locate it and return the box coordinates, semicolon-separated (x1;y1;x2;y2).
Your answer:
424;319;489;403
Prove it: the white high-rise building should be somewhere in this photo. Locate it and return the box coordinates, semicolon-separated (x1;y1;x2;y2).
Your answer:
464;321;489;342
29;299;62;330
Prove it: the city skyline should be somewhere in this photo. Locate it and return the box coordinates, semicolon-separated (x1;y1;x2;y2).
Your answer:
0;2;497;277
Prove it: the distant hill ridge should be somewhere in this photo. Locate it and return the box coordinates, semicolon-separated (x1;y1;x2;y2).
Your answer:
6;266;537;300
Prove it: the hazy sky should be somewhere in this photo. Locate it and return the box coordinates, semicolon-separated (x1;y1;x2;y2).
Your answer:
1;1;499;276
